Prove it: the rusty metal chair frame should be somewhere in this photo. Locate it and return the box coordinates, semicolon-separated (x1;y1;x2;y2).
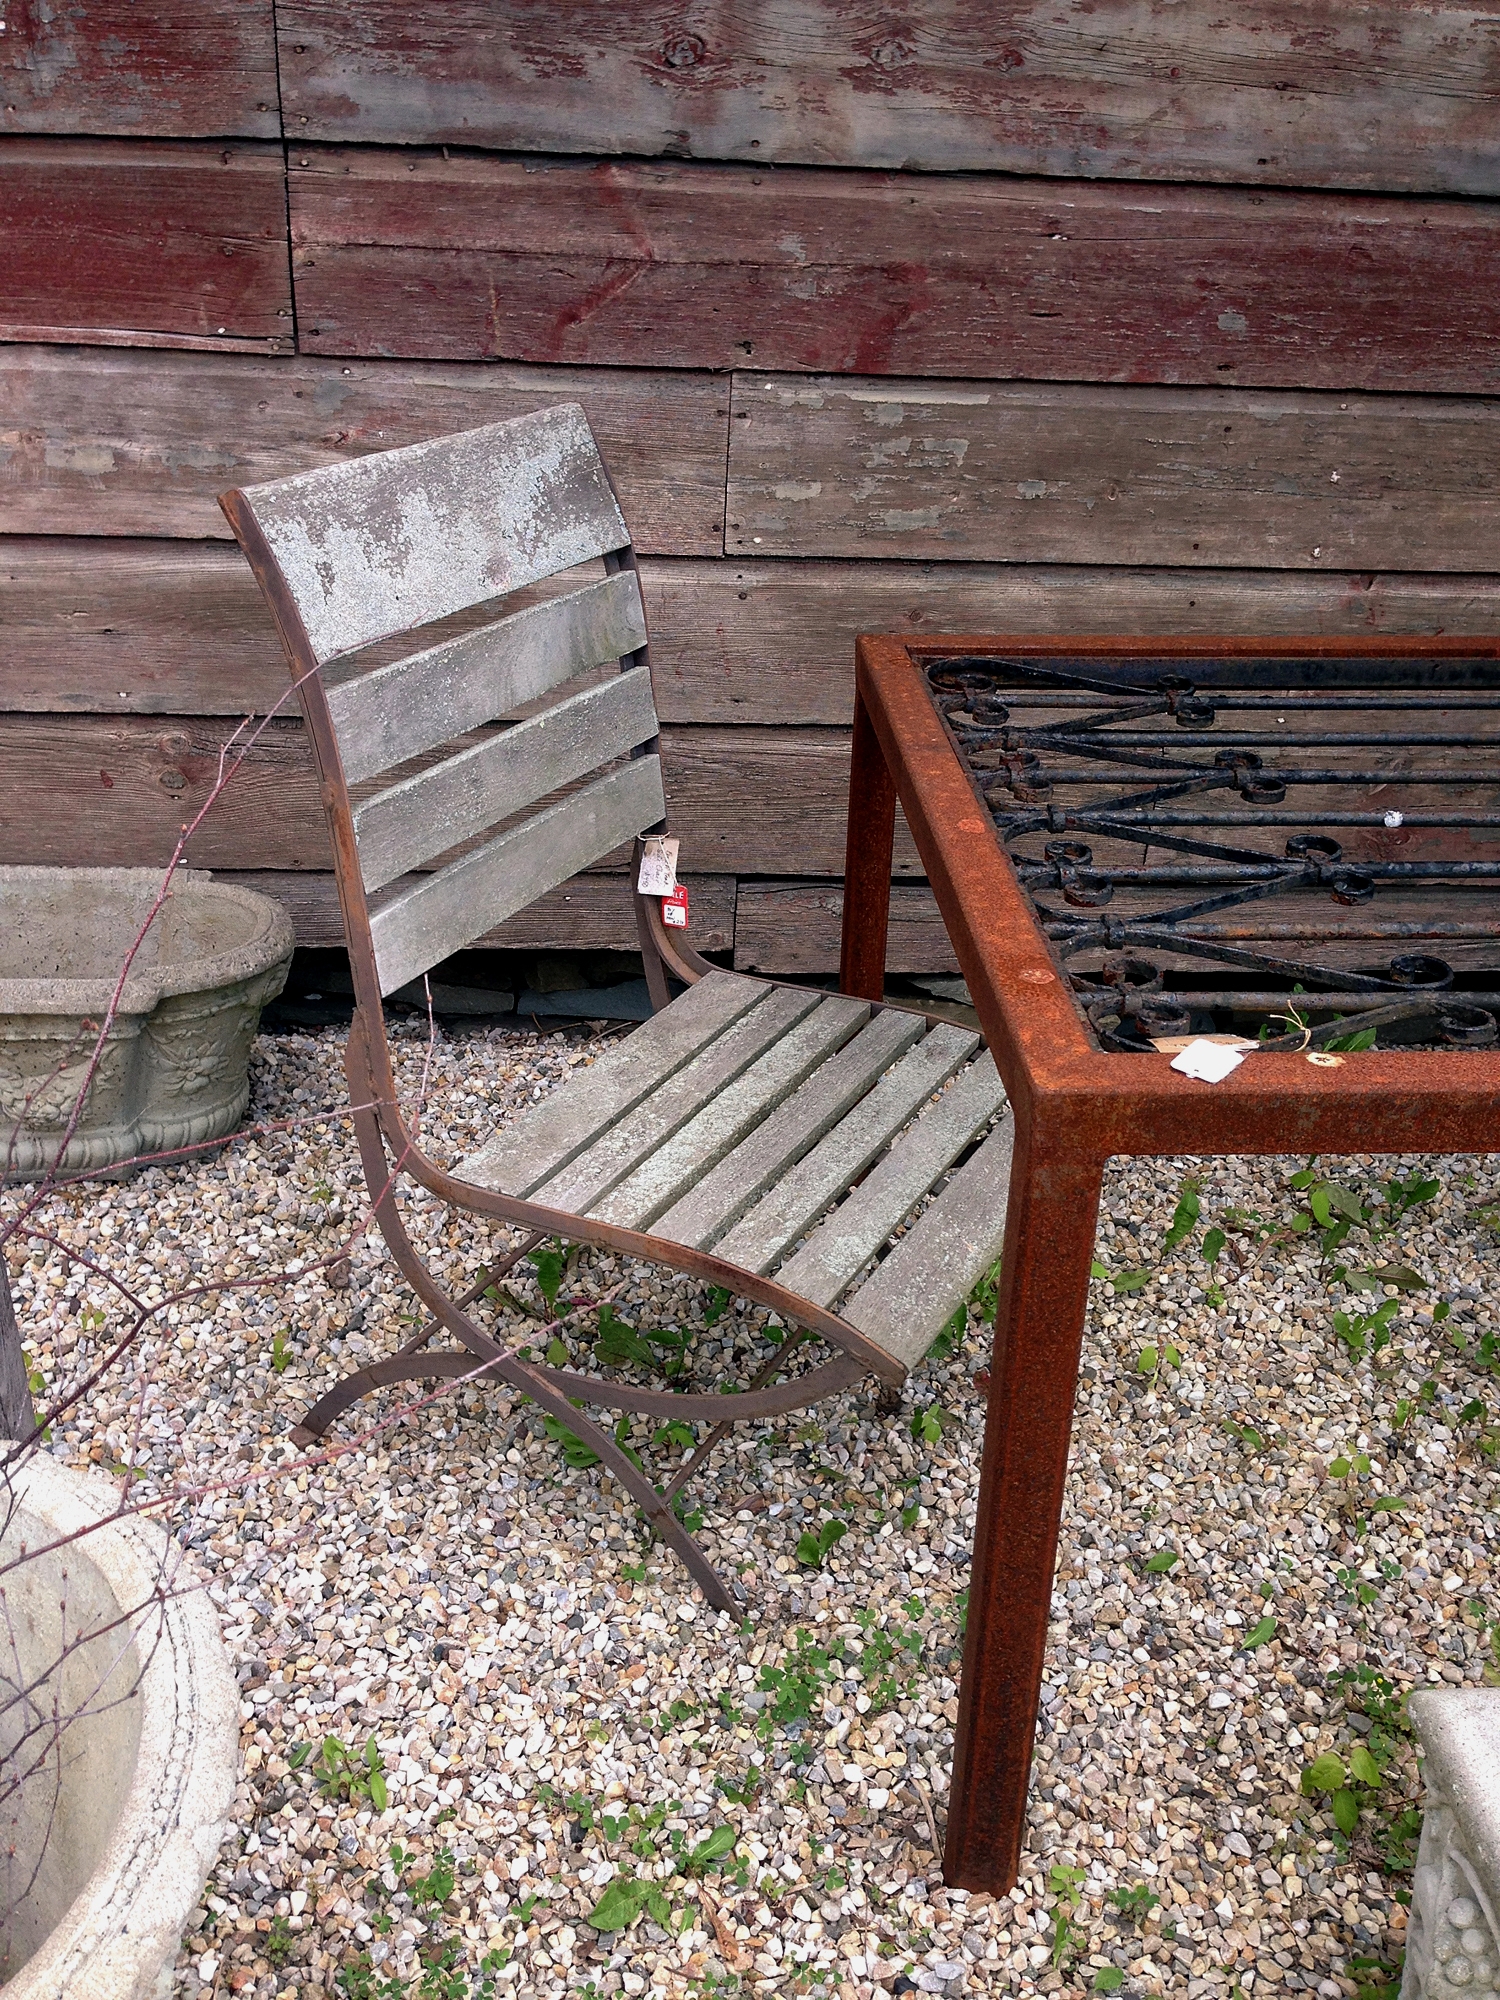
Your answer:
841;631;1500;1894
217;412;1000;1620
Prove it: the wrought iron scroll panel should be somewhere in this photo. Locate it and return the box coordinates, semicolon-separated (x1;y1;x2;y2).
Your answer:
924;655;1500;1053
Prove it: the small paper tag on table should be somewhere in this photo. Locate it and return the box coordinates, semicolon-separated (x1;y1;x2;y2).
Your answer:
637;835;679;896
661;885;689;929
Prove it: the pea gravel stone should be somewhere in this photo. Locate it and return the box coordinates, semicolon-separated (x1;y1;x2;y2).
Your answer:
4;1017;1495;1998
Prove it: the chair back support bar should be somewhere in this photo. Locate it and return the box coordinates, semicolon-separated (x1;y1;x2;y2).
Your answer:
325;571;647;786
221;405;665;1000
367;757;665;997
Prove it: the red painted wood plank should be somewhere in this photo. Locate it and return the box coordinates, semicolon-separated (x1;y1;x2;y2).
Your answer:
290;149;1500;395
274;0;1500;198
0;346;729;553
0;140;293;351
2;0;279;139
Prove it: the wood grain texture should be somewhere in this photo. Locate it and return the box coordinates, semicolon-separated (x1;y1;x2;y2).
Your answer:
773;1052;1005;1308
220;868;737;954
535;984;820;1215
2;0;279;138
460;968;766;1196
290;147;1500;394
327;573;647;784
273;1;1500;197
238;403;630;663
844;1117;1015;1366
13;538;1500;723
729;374;1500;572
653;1003;926;1250
589;992;870;1229
0;718;911;876
0;139;292;352
352;667;659;891
713;1022;981;1277
734;882;958;975
0;347;728;552
368;755;667;995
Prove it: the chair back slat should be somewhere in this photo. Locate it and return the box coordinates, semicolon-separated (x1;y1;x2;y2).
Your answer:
234;404;629;664
353;664;659;893
326;572;646;787
367;756;666;996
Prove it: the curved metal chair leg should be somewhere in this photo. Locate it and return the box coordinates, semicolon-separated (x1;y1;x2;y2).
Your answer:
292;1344;741;1609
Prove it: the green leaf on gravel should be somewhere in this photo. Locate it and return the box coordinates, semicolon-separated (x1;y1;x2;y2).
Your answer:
1112;1270;1151;1293
587;1877;651;1932
1349;1743;1383;1787
1302;1753;1347;1795
1333;1787;1361;1835
1364;1264;1429;1292
1095;1970;1125;1993
1243;1615;1277;1649
1202;1226;1226;1265
1163;1183;1201;1251
1144;1549;1179;1573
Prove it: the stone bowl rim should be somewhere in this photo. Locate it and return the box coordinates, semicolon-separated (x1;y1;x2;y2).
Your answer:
0;867;296;1019
1;1448;238;2000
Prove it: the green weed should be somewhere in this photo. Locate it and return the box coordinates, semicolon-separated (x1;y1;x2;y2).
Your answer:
795;1516;848;1568
1108;1883;1159;1925
287;1733;388;1811
1047;1862;1086;1968
265;1914;295;1967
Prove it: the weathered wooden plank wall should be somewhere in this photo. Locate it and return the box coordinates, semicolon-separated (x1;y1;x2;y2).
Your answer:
3;4;1499;976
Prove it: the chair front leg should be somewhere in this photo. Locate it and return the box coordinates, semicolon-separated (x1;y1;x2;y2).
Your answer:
943;1122;1104;1895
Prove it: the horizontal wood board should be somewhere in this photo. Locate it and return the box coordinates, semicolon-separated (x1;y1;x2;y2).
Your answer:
2;0;280;138
272;1;1500;197
735;882;959;975
221;869;737;955
0;140;293;351
367;756;667;995
0;348;728;551
728;374;1500;571
289;148;1500;394
11;540;1500;724
0;717;920;876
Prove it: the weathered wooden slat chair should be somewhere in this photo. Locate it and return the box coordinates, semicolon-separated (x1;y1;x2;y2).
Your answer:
221;407;1014;1609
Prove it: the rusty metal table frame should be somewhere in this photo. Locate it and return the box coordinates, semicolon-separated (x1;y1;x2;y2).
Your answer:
839;632;1500;1896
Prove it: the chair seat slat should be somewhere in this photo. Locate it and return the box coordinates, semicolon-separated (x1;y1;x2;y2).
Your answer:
712;1022;979;1276
459;969;767;1197
368;754;664;996
842;1119;1016;1369
237;405;629;664
652;1006;926;1251
772;1054;1007;1310
327;572;647;786
353;664;660;891
533;985;820;1217
588;994;871;1231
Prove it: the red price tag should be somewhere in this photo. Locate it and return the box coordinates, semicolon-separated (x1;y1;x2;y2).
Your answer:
661;885;689;929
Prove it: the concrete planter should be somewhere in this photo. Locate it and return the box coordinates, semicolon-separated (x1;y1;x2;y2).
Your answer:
0;868;293;1178
0;1451;238;1998
1404;1689;1500;1997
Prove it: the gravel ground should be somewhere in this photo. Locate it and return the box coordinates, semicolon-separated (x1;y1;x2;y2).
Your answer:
6;1016;1499;2000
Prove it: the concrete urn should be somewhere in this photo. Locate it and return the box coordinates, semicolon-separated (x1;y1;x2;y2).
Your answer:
0;1450;239;1998
0;867;293;1178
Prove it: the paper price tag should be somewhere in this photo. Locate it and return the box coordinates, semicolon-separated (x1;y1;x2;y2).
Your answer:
637;835;679;896
661;885;689;930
